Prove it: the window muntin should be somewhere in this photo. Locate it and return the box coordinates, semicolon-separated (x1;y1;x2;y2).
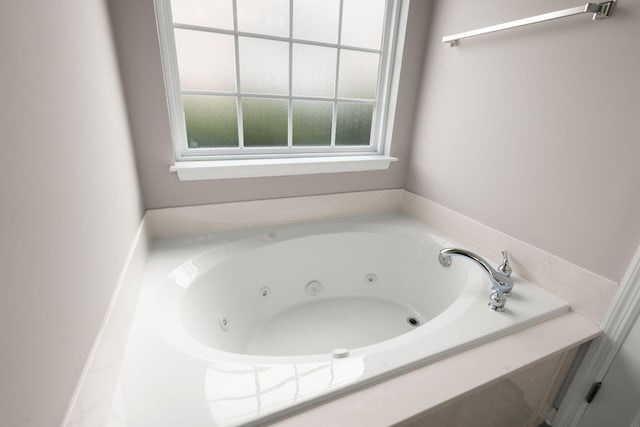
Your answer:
158;0;401;161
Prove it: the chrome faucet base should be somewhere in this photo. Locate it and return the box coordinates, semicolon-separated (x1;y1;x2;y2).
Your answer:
488;304;506;312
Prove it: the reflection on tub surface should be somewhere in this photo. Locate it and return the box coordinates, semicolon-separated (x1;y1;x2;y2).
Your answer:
205;358;365;426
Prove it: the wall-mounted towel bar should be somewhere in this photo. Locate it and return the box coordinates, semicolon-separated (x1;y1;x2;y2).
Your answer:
442;1;615;46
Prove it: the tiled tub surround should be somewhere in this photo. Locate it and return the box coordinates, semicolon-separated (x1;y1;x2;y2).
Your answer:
107;213;573;426
65;189;609;426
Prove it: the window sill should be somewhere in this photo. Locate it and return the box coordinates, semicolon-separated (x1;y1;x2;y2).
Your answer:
169;155;398;181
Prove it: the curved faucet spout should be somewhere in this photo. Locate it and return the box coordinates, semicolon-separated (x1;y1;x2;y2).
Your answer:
439;248;513;294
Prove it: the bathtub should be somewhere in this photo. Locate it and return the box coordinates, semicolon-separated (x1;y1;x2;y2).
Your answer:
110;213;569;426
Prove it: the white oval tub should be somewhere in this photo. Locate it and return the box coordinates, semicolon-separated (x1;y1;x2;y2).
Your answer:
116;213;569;427
181;229;471;357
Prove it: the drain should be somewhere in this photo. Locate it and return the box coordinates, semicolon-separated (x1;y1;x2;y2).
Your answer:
406;316;421;327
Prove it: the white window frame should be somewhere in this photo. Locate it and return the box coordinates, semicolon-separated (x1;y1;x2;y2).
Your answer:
154;0;410;180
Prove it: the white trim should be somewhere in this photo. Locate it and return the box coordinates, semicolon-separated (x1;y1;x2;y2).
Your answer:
552;243;640;426
331;0;345;148
170;155;397;180
153;0;187;162
287;0;293;149
231;0;244;149
154;0;409;167
179;143;378;161
382;0;410;156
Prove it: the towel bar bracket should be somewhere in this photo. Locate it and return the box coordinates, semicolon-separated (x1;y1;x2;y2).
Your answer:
594;0;615;19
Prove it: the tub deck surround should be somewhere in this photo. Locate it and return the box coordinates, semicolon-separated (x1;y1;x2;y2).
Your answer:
145;189;404;238
271;313;598;427
64;220;151;427
400;191;618;325
144;189;616;325
62;189;611;426
106;214;576;426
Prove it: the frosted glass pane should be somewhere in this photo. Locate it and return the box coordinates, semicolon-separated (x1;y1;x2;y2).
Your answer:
292;101;333;146
293;0;340;43
292;44;336;98
237;0;289;37
239;37;289;95
171;0;233;29
338;50;379;99
341;0;386;49
183;95;238;148
242;98;288;147
335;103;374;146
174;29;235;91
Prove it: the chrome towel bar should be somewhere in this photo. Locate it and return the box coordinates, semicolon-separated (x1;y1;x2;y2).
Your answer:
442;1;615;46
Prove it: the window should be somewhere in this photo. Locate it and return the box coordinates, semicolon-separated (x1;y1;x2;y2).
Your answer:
155;0;409;180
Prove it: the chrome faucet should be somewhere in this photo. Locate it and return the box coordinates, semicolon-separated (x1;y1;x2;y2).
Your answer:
438;248;513;312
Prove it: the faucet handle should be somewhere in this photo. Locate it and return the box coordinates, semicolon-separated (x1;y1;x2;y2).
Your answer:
498;250;512;277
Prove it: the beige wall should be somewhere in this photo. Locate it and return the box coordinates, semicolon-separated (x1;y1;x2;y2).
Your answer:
406;0;640;282
107;0;431;209
0;1;143;426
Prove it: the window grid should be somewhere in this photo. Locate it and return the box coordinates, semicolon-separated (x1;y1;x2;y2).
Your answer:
171;24;382;55
180;90;377;104
172;0;385;154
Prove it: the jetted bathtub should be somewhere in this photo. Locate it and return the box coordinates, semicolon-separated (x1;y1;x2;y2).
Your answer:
110;213;569;426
